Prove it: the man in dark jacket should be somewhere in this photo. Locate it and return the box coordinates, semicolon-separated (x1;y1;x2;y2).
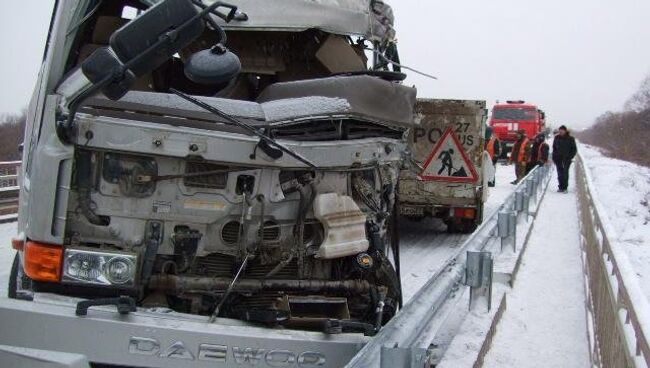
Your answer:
527;133;550;173
552;125;577;192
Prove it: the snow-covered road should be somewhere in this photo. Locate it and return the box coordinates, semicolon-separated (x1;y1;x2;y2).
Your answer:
483;167;591;368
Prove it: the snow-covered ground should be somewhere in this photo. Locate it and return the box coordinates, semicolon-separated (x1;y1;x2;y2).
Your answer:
580;144;650;301
483;168;591;368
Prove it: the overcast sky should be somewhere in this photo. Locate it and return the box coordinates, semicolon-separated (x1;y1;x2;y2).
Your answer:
1;1;649;129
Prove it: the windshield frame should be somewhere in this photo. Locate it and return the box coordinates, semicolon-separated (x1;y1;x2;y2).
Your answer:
492;107;538;121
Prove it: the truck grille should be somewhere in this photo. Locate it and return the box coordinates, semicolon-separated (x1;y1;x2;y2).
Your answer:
221;221;282;246
192;253;235;277
192;254;299;280
237;291;285;309
183;162;228;189
258;221;281;242
221;221;241;245
244;260;299;279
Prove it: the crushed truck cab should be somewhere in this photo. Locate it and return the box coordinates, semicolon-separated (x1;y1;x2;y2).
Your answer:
2;0;413;366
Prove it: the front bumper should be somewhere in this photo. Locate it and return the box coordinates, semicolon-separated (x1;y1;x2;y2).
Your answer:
0;294;367;368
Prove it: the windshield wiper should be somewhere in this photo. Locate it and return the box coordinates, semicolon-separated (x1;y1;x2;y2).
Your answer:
170;88;317;168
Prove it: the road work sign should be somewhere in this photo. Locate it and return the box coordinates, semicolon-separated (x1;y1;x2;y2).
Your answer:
419;127;479;183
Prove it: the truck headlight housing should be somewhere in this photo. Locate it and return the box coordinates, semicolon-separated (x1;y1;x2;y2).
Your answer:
63;248;137;287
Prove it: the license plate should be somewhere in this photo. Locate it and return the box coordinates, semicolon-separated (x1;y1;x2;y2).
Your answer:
399;206;425;216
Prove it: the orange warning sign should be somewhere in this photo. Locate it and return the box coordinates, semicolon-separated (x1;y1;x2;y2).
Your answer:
419;127;479;183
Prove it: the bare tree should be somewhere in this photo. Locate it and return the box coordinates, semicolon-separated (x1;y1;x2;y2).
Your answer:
0;111;27;161
624;73;650;113
577;72;650;167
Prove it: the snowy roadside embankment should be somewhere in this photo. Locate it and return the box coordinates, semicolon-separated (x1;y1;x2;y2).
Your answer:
580;144;650;301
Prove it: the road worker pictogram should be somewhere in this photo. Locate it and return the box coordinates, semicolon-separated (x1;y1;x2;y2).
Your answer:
419;127;479;183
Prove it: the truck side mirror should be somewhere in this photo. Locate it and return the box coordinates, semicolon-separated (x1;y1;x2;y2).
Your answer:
55;0;242;143
76;0;241;101
109;0;206;78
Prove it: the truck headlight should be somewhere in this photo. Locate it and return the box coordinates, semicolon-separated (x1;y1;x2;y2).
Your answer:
63;248;137;287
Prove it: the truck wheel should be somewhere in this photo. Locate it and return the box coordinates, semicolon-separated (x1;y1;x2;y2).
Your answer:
446;219;478;234
459;220;478;234
446;221;460;234
8;253;32;299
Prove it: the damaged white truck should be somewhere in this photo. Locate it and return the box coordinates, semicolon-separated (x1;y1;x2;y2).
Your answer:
1;0;414;367
399;100;489;233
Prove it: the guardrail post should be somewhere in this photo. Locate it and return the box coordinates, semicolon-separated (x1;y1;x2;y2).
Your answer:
465;251;493;312
498;210;517;252
534;169;542;195
526;177;536;207
515;189;525;213
542;164;549;183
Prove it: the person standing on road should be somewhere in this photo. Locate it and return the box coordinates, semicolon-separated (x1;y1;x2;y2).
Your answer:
527;133;550;174
486;130;502;166
509;129;530;184
552;125;577;192
485;127;501;187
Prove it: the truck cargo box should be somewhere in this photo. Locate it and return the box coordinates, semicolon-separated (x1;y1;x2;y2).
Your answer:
399;99;488;233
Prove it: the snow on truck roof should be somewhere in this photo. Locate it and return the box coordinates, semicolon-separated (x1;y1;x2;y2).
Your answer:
142;0;390;39
86;75;416;128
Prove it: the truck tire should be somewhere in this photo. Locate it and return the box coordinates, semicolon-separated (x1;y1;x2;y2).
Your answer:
8;253;32;299
446;219;478;234
459;220;479;234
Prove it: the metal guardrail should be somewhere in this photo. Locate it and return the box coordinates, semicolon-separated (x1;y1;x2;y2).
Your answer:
575;153;650;368
0;161;21;220
346;164;553;368
0;161;21;187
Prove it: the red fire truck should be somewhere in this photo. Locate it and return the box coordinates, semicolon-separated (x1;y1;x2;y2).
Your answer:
489;100;547;158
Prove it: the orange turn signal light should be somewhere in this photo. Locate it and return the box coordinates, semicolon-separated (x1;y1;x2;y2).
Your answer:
454;208;477;219
11;238;24;251
24;241;63;283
